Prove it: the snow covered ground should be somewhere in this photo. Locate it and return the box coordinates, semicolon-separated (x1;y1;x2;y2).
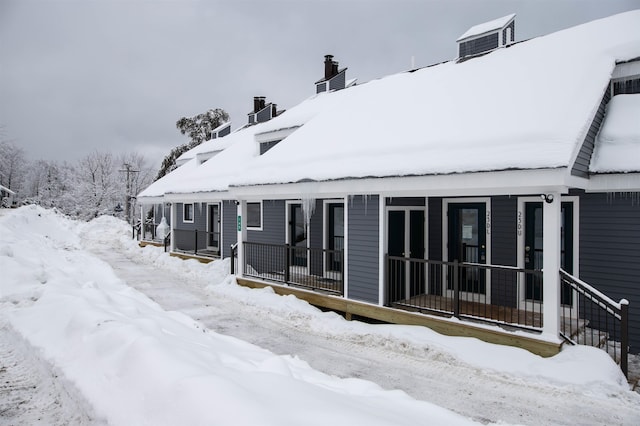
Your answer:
1;206;639;425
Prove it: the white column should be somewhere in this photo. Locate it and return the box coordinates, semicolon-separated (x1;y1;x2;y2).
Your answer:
343;195;349;298
378;194;385;306
169;203;176;252
542;191;561;338
237;201;247;278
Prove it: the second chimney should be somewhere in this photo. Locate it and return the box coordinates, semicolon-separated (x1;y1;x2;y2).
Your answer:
324;55;335;80
253;96;266;113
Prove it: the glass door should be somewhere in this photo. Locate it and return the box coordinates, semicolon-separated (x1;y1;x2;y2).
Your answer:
208;204;220;251
447;203;487;295
289;204;307;267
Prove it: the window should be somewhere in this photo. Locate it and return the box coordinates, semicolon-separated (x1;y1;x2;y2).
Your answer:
183;203;194;223
613;78;640;95
247;202;262;229
259;140;281;155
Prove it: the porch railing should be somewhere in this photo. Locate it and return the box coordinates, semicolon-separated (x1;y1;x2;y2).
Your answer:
242;241;344;296
559;269;629;377
386;255;544;330
173;229;221;257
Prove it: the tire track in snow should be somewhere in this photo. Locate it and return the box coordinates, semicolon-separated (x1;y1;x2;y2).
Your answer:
0;317;104;426
93;247;640;426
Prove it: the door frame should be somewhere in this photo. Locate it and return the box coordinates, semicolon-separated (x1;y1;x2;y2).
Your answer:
206;202;221;252
323;199;345;279
517;196;579;309
442;197;492;303
285;200;309;273
385;205;428;300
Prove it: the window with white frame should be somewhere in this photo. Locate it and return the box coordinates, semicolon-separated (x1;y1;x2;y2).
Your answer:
183;203;194;223
247;202;262;229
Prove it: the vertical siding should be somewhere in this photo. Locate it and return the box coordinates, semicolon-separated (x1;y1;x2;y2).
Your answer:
316;82;326;94
222;200;237;258
491;196;518;307
218;126;231;138
579;191;640;354
571;87;611;177
347;195;379;304
256;105;272;123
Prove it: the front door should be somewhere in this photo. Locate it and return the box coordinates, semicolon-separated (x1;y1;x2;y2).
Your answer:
327;203;344;272
289;204;307;267
207;204;220;252
447;203;487;295
387;209;425;301
524;202;574;305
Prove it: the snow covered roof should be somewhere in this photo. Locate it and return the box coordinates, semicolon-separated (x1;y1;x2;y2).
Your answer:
229;11;640;188
175;122;235;164
590;94;640;173
138;11;640;200
457;13;515;42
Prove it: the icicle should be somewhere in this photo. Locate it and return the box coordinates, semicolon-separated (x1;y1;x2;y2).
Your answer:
348;194;355;208
299;182;317;230
364;194;370;215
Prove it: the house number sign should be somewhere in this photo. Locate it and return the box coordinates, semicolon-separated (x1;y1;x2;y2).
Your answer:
486;209;491;235
237;215;242;232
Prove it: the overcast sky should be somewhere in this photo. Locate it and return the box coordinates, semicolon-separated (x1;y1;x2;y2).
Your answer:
1;0;639;170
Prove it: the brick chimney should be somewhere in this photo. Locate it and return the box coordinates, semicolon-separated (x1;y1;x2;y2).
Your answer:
253;96;266;113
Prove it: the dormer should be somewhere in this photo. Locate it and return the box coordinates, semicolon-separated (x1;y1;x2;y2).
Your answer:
611;57;640;96
210;121;231;139
457;13;515;59
315;55;350;93
247;96;281;125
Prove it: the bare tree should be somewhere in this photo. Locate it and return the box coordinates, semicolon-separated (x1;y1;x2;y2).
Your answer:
0;140;27;196
75;151;119;219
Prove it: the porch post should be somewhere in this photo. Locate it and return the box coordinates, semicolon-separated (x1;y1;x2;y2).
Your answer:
237;200;247;278
542;191;561;338
378;194;385;306
169;202;176;252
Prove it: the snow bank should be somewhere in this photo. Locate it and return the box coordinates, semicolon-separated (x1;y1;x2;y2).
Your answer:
77;211;629;392
0;206;479;426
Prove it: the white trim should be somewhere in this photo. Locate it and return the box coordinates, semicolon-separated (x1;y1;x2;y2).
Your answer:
182;203;194;223
322;199;345;281
378;195;385;306
206;202;221;252
170;203;176;252
588;173;640;192
343;195;349;298
384;202;429;303
246;201;263;231
255;126;300;143
229;168;569;201
611;60;640;80
285;200;310;275
517;195;579;311
442;197;492;303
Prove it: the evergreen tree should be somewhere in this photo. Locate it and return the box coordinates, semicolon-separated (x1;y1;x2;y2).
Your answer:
154;108;229;181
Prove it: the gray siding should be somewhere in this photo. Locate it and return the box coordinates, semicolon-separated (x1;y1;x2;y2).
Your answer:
328;70;346;91
245;200;286;275
571;87;611;177
347;195;379;304
174;202;207;251
256;105;272;123
502;21;515;44
459;32;499;57
247;200;285;244
316;82;327;94
218;125;231;138
222;200;237;258
579;191;640;353
490;196;518;307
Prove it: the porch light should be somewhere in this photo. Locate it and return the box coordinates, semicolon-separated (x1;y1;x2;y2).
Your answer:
541;194;554;203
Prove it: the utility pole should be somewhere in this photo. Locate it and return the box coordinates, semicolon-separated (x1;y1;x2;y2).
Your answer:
119;163;139;224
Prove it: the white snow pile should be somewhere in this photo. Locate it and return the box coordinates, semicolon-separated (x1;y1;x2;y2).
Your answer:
0;206;635;425
591;94;640;173
0;206;479;426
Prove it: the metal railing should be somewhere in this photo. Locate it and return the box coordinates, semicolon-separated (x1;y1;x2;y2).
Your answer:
559;269;629;377
242;241;344;295
230;243;238;275
172;229;221;257
386;255;544;330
